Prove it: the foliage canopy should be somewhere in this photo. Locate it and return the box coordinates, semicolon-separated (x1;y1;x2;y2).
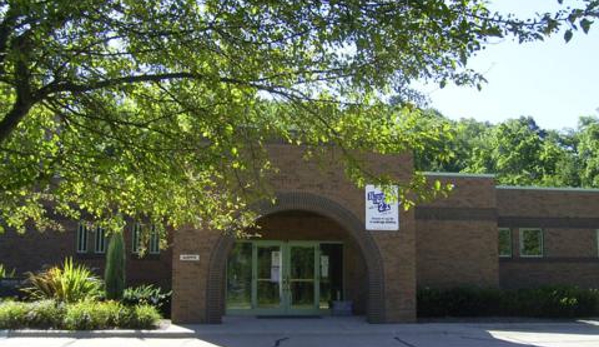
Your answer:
0;0;597;234
415;113;599;189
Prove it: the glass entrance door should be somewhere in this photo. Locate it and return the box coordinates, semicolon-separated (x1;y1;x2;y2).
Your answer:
226;241;329;315
255;243;284;311
286;242;318;313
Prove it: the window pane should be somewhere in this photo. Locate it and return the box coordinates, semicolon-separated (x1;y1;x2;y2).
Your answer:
226;243;253;309
132;224;141;254
95;227;106;254
319;243;343;309
77;223;88;253
149;226;160;254
521;229;543;256
498;229;512;257
289;246;314;279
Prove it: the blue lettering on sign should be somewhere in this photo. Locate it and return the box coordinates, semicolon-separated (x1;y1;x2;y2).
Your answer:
367;191;391;213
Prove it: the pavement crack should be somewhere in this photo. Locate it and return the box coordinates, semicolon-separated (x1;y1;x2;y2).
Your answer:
273;336;289;347
394;336;418;347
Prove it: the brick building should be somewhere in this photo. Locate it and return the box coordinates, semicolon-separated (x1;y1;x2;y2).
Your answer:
1;144;599;323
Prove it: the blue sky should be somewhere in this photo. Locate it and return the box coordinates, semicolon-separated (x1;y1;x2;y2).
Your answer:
420;0;598;131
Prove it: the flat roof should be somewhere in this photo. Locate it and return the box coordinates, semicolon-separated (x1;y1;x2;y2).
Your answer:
422;172;495;179
496;185;599;193
423;172;599;192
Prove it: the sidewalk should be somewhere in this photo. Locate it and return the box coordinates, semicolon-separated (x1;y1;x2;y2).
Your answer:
2;316;599;338
2;317;599;347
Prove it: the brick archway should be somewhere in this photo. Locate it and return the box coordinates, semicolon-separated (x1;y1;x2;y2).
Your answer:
205;192;387;323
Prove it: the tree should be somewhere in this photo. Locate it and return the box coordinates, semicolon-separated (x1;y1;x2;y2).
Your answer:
1;1;597;234
576;116;599;187
105;231;126;300
465;117;562;185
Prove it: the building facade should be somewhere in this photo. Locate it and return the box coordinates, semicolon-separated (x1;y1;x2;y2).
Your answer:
2;145;599;323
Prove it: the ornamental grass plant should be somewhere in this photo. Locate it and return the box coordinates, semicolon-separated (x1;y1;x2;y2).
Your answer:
22;258;103;303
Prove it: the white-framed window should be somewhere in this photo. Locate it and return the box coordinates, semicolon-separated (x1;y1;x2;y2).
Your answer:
498;228;512;257
149;225;160;255
132;223;142;254
94;227;106;254
76;223;88;253
520;228;544;257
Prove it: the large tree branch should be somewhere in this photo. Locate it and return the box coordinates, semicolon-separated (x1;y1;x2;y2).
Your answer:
0;93;34;144
0;33;34;145
38;72;264;97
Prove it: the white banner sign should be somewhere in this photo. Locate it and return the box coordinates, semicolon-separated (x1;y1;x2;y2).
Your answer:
365;185;399;231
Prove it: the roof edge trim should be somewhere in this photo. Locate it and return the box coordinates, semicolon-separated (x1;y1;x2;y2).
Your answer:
497;185;599;193
422;172;495;179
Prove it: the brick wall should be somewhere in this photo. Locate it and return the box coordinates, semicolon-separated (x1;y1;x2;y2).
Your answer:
9;146;599;324
172;144;417;323
0;219;173;290
416;174;499;289
497;187;599;289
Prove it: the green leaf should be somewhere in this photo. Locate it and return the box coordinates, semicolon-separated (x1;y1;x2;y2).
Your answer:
564;30;574;43
581;19;592;34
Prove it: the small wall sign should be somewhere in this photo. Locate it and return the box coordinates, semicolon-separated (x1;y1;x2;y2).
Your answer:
179;254;200;261
365;184;400;231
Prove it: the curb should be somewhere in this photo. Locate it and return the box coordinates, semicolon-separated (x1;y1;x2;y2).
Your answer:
3;329;197;339
1;329;398;338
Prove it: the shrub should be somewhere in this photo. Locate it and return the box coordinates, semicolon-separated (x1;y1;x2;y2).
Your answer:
105;232;126;300
0;300;64;329
417;285;599;318
0;300;29;329
63;301;160;330
24;300;65;329
22;258;103;303
0;299;161;330
122;284;171;317
0;264;16;278
128;304;162;329
63;300;130;330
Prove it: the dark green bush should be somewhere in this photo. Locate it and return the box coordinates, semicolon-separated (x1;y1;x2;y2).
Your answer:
122;284;171;317
105;232;126;300
0;299;161;330
418;286;599;318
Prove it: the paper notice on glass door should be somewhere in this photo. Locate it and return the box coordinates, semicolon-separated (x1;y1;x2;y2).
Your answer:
270;251;281;283
320;255;329;278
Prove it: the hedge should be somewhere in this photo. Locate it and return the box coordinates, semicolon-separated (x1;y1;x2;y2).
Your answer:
0;299;161;330
418;286;599;318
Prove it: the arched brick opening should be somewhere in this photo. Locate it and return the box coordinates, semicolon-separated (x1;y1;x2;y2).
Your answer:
205;192;386;323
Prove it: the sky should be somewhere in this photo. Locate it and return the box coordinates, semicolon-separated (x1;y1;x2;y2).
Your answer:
419;0;599;131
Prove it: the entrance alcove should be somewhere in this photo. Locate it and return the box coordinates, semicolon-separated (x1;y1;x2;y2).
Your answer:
225;210;368;316
204;192;388;323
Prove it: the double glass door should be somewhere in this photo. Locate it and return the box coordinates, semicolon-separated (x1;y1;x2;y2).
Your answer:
227;241;337;315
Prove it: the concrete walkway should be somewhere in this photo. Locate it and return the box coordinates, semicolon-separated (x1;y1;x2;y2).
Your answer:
2;316;599;346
